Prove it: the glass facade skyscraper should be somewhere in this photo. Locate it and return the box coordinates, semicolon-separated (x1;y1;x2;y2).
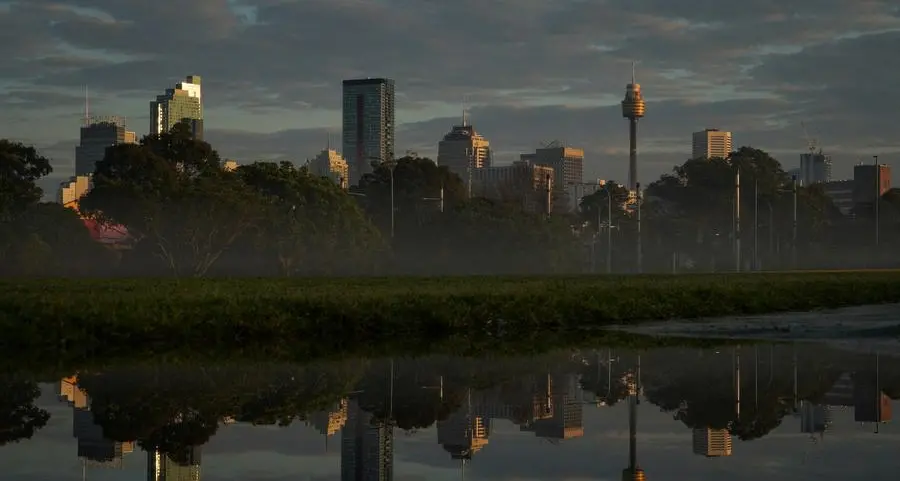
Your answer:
75;117;136;175
151;75;203;139
341;78;395;186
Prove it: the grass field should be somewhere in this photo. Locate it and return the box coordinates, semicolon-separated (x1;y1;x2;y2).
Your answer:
2;272;900;359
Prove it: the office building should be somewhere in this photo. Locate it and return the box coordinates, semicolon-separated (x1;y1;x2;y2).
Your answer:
692;129;732;160
75;116;136;175
58;175;92;210
692;428;732;457
342;78;395;186
151;75;203;139
310;149;350;189
823;180;854;215
520;142;583;188
437;114;491;189
799;153;832;185
852;163;891;205
472;161;554;213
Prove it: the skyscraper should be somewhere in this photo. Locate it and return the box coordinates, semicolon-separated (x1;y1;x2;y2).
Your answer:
342;78;395;186
799;152;832;186
75;116;136;175
151;75;203;139
692;129;733;160
437;112;491;193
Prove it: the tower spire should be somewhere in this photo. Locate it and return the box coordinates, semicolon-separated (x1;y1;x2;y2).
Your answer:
462;94;469;126
631;61;636;85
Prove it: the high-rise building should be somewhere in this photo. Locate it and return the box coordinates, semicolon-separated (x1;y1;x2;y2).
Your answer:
520;142;583;211
692;129;733;160
437;113;491;191
692;428;733;457
799;152;832;185
75;116;136;175
342;78;395;186
310;149;350;189
852;163;891;205
151;75;203;139
147;448;201;481
58;175;92;210
472;161;554;213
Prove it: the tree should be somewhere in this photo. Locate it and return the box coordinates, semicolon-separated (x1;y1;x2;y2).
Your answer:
236;161;384;276
0;140;52;220
80;124;261;276
0;377;50;447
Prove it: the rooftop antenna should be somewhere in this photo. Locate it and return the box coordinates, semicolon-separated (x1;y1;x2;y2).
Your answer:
83;85;89;125
462;94;469;126
631;61;636;85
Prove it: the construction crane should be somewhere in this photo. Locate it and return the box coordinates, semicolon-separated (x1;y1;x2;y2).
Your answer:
800;121;821;155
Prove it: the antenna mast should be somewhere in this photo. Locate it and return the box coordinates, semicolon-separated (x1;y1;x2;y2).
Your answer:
84;85;90;125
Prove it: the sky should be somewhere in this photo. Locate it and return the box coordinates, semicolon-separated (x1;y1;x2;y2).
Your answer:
2;0;899;193
2;384;898;480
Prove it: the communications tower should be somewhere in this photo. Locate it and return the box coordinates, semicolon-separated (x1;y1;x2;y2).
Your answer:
621;62;646;191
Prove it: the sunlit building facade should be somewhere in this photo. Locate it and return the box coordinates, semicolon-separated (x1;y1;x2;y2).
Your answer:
151;75;203;139
311;149;350;189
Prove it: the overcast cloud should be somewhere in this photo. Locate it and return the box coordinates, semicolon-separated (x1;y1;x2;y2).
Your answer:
2;0;899;191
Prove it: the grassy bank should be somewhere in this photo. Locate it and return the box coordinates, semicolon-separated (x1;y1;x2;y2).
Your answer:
1;272;899;356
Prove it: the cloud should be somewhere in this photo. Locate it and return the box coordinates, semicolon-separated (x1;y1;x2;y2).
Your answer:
2;0;899;192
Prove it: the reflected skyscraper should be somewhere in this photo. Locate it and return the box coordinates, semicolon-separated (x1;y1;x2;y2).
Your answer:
59;376;134;469
308;399;349;451
147;448;202;481
519;373;584;440
621;357;645;481
437;388;490;478
692;428;732;457
341;399;393;481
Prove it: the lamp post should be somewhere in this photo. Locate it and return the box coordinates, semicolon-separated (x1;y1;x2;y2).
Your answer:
874;155;880;249
370;156;397;238
572;182;614;274
792;176;797;269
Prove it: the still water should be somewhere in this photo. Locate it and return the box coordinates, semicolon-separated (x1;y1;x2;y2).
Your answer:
1;343;897;480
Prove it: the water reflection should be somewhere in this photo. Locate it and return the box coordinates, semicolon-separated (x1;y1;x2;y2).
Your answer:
1;344;898;480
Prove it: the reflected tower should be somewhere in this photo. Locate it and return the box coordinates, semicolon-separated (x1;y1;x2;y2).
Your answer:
621;62;646;192
621;355;645;481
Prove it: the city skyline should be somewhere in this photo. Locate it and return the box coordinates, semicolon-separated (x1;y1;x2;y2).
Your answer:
1;1;898;191
6;379;898;481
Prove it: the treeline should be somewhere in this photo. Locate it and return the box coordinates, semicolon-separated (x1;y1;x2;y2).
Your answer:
1;124;896;277
2;345;897;451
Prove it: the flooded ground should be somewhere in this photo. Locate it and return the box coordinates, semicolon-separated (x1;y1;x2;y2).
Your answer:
1;339;898;480
610;303;900;355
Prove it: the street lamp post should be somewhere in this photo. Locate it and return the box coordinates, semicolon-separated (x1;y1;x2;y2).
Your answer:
370;156;397;238
572;182;613;274
874;155;880;249
792;176;797;269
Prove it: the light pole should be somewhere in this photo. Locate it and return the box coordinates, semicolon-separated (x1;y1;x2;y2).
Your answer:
753;179;759;271
792;176;797;269
573;182;614;274
874;155;880;249
735;169;741;272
